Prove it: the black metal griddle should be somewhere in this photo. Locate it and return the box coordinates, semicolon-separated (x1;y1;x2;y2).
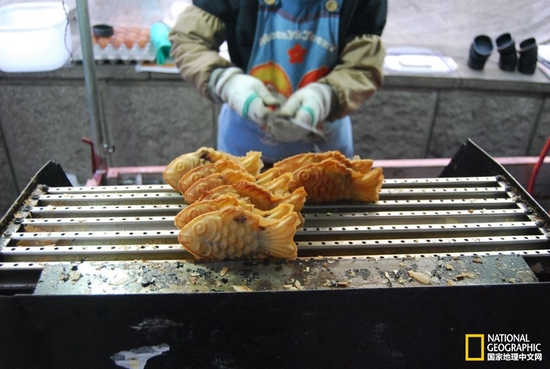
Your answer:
1;140;549;369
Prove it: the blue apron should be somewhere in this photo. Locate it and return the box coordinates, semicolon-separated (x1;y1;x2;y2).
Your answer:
217;0;353;164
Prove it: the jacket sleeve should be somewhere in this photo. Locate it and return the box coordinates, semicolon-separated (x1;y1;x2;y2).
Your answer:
168;5;235;101
318;0;387;121
317;34;385;121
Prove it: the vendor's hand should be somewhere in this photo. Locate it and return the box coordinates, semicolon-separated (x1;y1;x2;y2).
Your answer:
278;82;333;129
214;67;280;126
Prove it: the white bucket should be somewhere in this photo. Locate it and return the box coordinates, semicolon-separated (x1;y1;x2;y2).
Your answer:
0;2;71;73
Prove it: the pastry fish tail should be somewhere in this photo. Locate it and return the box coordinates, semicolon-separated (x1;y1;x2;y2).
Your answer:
281;186;308;213
351;167;385;202
261;212;300;260
238;151;264;176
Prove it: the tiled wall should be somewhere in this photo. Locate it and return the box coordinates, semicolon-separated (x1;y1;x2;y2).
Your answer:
353;88;549;159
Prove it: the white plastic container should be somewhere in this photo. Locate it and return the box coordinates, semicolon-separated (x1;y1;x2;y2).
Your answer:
0;2;71;73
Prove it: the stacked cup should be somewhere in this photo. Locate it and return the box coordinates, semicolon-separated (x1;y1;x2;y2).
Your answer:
468;33;538;74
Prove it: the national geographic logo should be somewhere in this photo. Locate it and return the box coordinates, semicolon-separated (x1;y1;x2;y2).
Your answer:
466;334;543;362
465;334;485;361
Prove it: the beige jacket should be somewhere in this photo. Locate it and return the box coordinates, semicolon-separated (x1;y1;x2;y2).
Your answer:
169;5;386;121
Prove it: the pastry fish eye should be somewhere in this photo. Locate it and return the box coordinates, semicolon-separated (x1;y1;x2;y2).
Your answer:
192;222;208;235
175;162;187;171
296;170;310;181
189;209;201;218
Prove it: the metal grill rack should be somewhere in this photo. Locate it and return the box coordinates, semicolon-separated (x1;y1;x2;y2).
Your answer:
1;176;548;266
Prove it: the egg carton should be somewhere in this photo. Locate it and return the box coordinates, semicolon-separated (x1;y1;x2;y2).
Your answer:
72;43;156;64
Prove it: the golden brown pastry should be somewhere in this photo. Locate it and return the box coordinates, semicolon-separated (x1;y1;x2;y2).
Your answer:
174;194;299;229
274;151;373;174
177;159;244;194
178;205;300;260
289;158;384;202
163;147;263;191
198;181;307;212
183;169;257;203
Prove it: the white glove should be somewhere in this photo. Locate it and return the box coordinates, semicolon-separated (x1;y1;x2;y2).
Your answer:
278;82;332;128
212;67;280;126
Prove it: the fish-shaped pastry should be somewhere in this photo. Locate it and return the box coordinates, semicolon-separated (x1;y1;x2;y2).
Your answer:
163;147;263;191
199;181;307;212
183;169;257;203
178;205;300;260
289;158;384;202
180;163;293;202
174;194;300;229
255;167;283;185
256;172;294;196
274;151;373;174
177;160;244;194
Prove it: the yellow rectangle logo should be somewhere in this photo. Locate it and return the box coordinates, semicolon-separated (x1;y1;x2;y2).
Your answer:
465;334;485;361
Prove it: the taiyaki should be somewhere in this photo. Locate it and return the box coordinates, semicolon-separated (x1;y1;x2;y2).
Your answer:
263;172;293;192
290;158;384;202
199;181;307;212
177;160;244;194
255;167;283;185
163;147;263;191
178;205;300;260
174;194;299;229
183;169;257;203
274;151;373;174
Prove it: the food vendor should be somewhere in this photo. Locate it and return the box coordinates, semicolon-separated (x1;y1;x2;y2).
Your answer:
169;0;387;164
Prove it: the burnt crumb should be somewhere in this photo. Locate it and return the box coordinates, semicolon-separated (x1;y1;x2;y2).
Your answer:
323;279;349;288
233;215;247;223
238;268;259;284
141;268;156;287
195;269;212;279
220;278;229;284
346;268;371;280
141;280;155;288
379;270;394;279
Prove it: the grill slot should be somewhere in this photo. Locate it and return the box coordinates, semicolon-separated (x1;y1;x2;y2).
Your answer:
1;176;548;264
296;235;548;256
22;216;177;231
29;205;184;218
300;209;528;226
39;192;183;206
301;198;518;213
296;222;540;240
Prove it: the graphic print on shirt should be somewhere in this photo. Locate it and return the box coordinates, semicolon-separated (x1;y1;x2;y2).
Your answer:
247;0;342;101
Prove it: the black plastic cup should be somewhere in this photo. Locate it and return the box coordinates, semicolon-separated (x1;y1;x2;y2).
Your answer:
496;33;517;72
468;35;493;70
92;24;114;38
518;38;538;75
